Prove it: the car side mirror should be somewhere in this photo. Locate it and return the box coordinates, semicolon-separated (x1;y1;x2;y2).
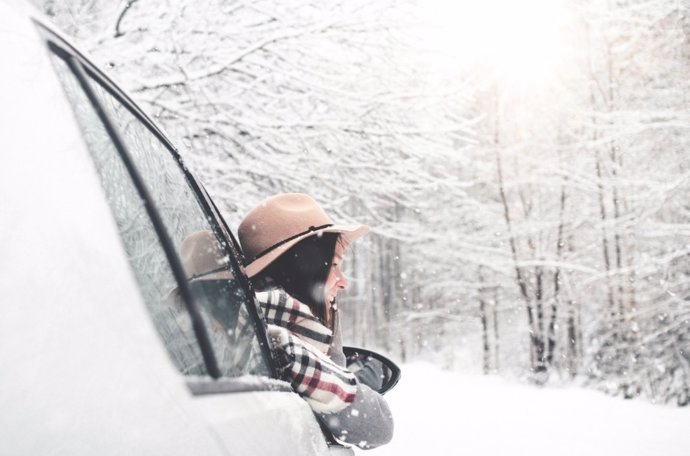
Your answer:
342;346;401;395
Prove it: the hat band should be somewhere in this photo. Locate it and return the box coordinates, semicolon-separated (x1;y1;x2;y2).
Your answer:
246;223;334;265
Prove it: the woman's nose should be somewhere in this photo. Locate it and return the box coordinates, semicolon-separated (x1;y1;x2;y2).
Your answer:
338;274;348;290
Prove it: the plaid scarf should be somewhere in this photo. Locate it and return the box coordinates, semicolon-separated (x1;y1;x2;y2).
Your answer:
256;289;357;413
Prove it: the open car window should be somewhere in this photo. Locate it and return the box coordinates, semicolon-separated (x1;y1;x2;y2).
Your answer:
46;41;272;380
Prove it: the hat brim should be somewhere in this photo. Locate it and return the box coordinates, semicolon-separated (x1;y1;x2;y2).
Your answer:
243;224;369;278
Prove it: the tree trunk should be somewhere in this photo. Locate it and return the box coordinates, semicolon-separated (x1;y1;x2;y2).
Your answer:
479;297;491;375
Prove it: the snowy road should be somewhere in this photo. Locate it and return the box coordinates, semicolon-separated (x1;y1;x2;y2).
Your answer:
358;362;690;456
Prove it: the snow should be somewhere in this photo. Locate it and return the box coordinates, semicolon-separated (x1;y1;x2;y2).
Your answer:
360;362;690;456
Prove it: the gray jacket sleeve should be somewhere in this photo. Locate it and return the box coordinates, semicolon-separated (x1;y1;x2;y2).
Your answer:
322;311;394;449
318;382;394;449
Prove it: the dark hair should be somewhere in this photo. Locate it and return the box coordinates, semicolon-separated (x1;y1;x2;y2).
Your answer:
258;233;340;327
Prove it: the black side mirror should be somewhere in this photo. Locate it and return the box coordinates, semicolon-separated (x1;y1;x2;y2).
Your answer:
342;346;401;395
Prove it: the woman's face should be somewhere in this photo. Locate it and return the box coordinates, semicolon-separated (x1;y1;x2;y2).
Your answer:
324;242;347;305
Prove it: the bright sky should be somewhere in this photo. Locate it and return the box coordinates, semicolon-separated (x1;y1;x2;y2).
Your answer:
359;362;690;456
423;0;573;86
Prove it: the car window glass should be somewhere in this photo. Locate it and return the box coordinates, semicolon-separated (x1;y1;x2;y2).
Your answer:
49;52;269;378
49;55;208;376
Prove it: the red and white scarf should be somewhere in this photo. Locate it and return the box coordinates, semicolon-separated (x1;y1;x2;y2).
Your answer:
256;289;357;413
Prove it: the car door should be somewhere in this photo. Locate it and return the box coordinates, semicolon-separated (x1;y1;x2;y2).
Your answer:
34;19;348;456
1;4;232;454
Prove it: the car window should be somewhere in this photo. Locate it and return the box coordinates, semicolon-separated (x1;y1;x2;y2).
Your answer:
48;50;270;379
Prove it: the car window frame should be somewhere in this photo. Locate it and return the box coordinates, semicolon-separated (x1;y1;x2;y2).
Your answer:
34;21;283;392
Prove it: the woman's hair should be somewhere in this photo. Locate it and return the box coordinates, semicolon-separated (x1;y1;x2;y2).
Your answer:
257;233;340;327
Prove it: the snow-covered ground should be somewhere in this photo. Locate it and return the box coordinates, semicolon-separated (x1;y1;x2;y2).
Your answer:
359;362;690;456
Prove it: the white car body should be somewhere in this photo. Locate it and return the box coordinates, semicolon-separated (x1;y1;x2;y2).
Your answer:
0;2;353;454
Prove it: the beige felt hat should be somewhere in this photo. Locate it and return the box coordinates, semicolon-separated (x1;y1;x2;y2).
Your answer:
238;193;369;278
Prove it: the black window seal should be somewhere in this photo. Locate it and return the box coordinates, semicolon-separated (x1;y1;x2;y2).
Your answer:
35;19;278;380
44;39;222;379
195;180;277;377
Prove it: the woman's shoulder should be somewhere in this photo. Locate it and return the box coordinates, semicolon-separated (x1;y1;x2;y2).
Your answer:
254;288;280;305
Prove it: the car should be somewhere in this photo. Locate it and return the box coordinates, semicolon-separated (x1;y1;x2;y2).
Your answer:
0;1;398;454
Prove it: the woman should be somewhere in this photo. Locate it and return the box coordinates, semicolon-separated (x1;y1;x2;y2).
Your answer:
238;193;393;449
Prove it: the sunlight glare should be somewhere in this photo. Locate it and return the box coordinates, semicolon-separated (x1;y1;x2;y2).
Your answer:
427;0;570;84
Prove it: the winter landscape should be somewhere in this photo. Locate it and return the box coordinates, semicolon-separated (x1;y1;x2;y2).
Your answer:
360;362;690;455
27;0;690;452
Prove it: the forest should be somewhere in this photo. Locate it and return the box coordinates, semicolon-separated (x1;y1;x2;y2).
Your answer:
37;0;690;406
